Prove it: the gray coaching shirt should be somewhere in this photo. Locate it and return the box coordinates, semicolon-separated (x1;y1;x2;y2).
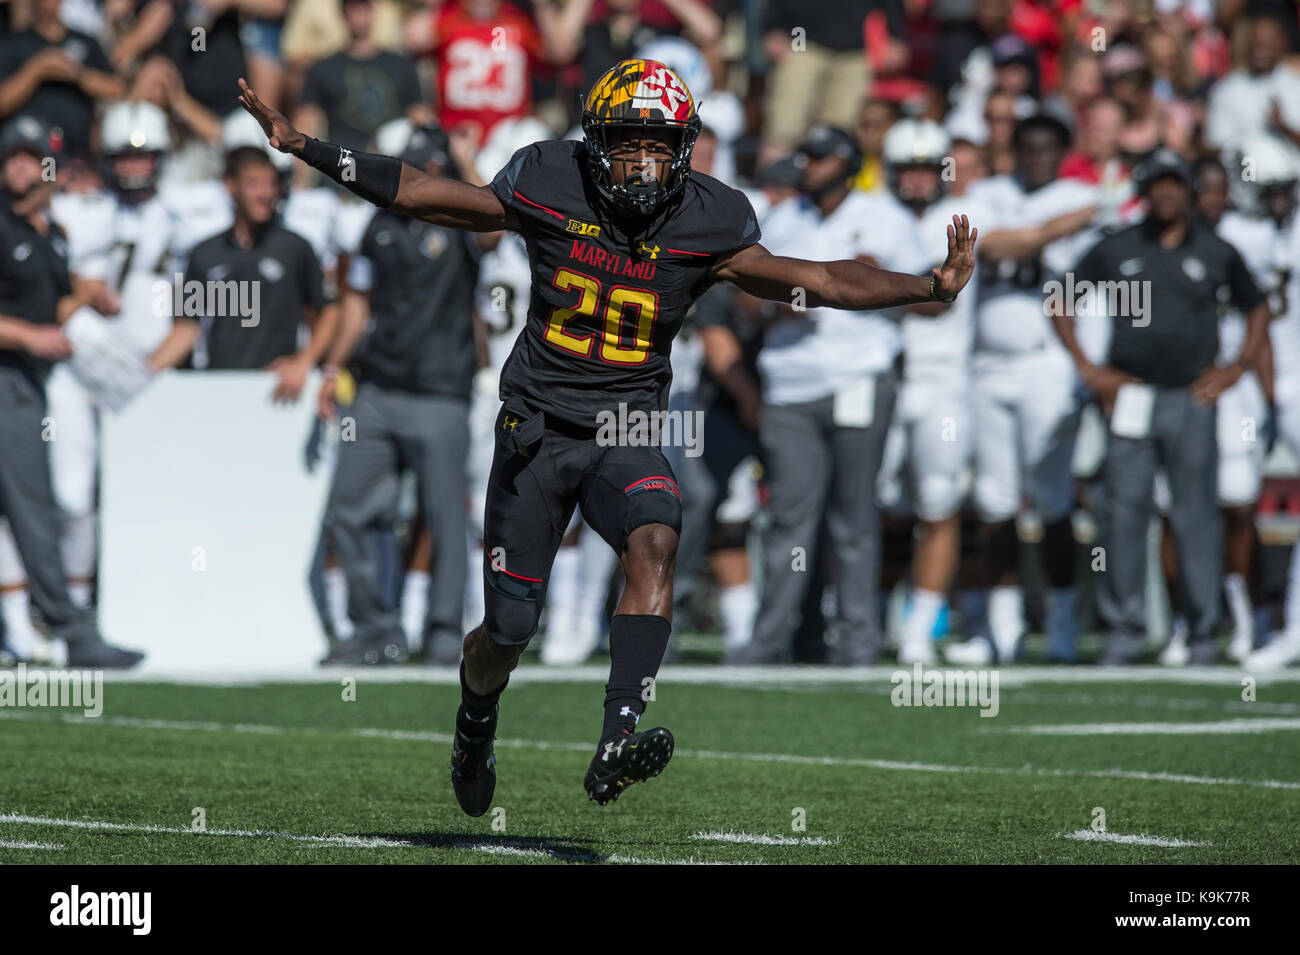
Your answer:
0;202;71;386
182;223;325;370
347;209;478;399
1073;219;1265;388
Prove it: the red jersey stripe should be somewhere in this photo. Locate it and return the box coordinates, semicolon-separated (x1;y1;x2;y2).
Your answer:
513;190;566;220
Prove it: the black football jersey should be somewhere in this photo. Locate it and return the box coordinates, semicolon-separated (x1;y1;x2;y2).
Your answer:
489;139;760;427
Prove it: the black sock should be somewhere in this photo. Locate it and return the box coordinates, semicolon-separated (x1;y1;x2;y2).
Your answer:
457;661;506;739
601;614;672;743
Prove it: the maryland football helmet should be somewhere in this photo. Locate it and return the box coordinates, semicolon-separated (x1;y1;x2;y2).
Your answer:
581;58;701;217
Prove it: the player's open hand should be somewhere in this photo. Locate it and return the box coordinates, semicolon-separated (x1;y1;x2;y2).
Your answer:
237;77;304;155
932;214;978;302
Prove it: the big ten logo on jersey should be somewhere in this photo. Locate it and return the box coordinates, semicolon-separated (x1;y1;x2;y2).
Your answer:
566;218;601;238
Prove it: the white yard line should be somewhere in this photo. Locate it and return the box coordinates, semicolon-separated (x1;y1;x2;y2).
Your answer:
0;812;746;864
3;708;1298;791
0;838;65;850
1062;829;1212;848
1014;718;1300;735
993;691;1300;715
691;830;838;846
0;812;418;850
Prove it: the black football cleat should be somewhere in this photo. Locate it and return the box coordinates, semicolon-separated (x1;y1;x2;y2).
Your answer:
449;727;496;817
583;727;674;806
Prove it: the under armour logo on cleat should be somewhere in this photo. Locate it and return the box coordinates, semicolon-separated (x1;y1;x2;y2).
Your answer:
601;738;626;762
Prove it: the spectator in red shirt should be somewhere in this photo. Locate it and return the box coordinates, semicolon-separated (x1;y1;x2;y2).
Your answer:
1059;95;1125;184
536;0;722;97
1043;49;1103;131
408;0;549;141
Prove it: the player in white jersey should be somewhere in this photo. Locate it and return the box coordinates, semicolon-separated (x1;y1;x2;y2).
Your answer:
876;119;990;664
737;125;933;665
41;102;183;612
1241;142;1300;669
945;115;1100;665
1160;154;1281;665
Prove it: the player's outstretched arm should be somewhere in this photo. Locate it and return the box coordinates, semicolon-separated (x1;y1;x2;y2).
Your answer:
236;78;511;232
713;215;977;309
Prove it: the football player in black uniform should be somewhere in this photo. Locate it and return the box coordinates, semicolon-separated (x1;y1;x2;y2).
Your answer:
237;59;977;814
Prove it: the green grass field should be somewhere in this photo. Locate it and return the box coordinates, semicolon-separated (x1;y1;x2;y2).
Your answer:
1;657;1298;864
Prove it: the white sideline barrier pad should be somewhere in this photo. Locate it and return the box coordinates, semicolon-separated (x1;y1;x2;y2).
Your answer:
100;370;329;670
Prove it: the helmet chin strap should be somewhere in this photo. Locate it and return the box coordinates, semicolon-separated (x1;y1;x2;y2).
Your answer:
606;156;668;215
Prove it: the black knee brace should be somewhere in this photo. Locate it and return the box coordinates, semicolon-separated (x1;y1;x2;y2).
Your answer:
483;562;544;646
623;476;683;538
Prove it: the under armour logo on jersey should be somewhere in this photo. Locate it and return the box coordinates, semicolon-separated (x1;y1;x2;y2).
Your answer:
503;416;518;431
636;241;659;260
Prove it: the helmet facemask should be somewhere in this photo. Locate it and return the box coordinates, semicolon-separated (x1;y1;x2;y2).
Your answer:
583;114;700;218
888;162;946;212
104;148;163;199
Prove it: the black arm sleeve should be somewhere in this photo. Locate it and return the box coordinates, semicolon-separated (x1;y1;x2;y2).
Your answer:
299;137;403;209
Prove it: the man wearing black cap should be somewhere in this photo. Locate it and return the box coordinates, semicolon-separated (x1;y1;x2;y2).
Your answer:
0;114;142;667
1051;148;1271;664
315;126;490;666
